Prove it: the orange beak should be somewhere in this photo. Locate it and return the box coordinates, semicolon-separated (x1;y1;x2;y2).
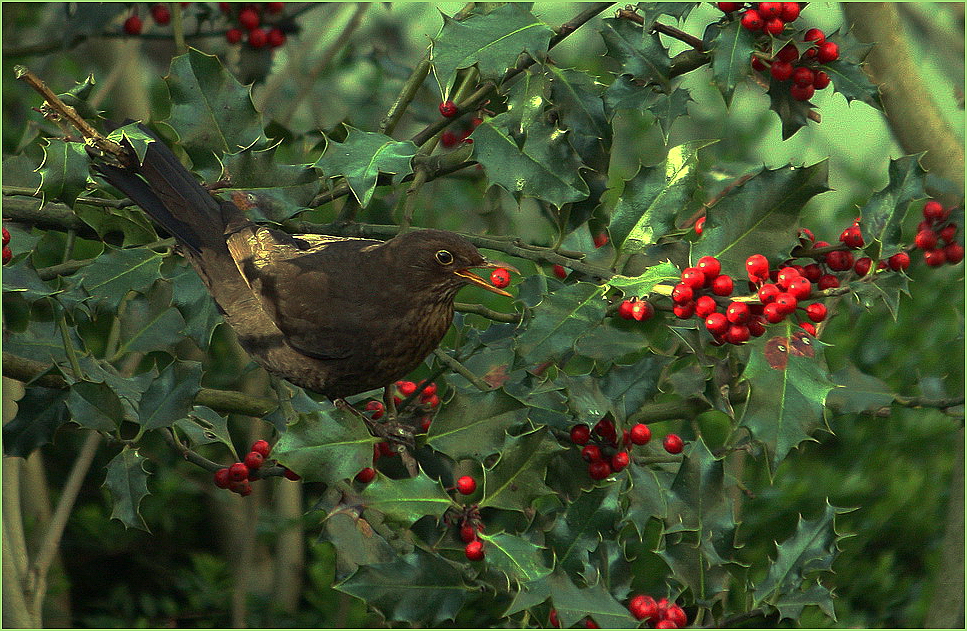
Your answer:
453;260;518;297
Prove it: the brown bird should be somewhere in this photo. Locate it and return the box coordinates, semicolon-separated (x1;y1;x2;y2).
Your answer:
93;125;512;400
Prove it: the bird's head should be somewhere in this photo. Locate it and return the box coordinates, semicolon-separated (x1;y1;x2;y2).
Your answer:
387;229;515;300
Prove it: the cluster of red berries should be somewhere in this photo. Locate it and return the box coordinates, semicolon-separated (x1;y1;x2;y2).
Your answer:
628;594;688;629
122;3;289;50
719;2;801;35
212;439;299;495
755;28;838;101
616;296;655;322
569;419;684;480
2;227;11;264
355;440;398;484
913;200;964;266
446;502;486;560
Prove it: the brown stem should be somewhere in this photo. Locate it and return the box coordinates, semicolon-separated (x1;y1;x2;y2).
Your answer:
616;8;705;51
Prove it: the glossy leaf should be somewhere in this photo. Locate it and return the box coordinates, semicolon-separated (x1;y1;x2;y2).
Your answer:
314;126;418;207
168;266;222;351
479;427;563;511
859;154;927;260
545;66;611;169
78;247;164;311
136;360;203;430
545;483;621;578
38;138;90;207
114;281;187;358
174;406;234;450
359;470;454;527
623;465;672;538
707;18;755;105
272;408;376;484
425;389;527;460
479;531;553;587
607;260;680;297
515;282;607;364
2;387;69;457
102;446;152;531
546;570;639;628
600;18;671;88
67;380;127;432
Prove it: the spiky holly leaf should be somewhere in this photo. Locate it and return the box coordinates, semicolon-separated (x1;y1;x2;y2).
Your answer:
691;161;830;270
658;528;734;606
430;4;554;97
738;323;837;474
2;318;84;365
479;531;553;588
826;363;893;415
706;18;756;105
322;511;397;579
603;74;658;119
67;380;127;432
574;321;649;364
479;427;564;512
850;271;909;321
753;501;854;620
1;256;63;304
74;203;159;247
163;48;266;174
500;68;550;138
772;580;837;621
515;282;607;365
168;267;222;351
608;140;712;255
2;387;69;457
545;483;622;578
473;118;590;208
859;154;927;260
545;66;611;170
336;550;470;625
78;247;164;311
649;87;693;140
102;446;152;531
766;76;815;140
623;465;673;538
563;374;612;427
359;470;454;528
106;122;155;164
273;408;376;484
57;73;98;119
114;281;187;358
314;126;417;207
600;18;671;88
38;138;90;207
220;144;320;222
823;29;881;109
425;389;527;460
546;570;639;629
136;360;202;430
599;354;673;422
607;260;680;297
174;406;234;450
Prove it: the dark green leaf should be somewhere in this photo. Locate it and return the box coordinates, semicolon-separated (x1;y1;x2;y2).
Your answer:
1;257;62;304
823;29;880;109
106;123;155;164
3;318;85;365
501;68;551;138
102;446;152;531
220;144;321;222
431;4;554;96
707;18;755;105
314;126;417;207
480;427;564;512
74;204;159;247
479;531;552;587
545;66;611;169
599;354;673;421
174;406;234;450
360;470;454;527
57;73;98;119
600;18;671;87
545;484;621;578
648;87;693;140
624;465;672;538
136;360;202;430
78;247;164;310
658;529;733;605
515;282;607;364
603;74;659;119
563;373;611;427
638;3;700;25
426;389;526;460
2;387;69;457
859;154;927;260
336;550;470;625
168;266;222;351
273;408;376;484
38;138;90;206
766;77;814;140
574;322;648;363
321;513;397;579
547;570;639;628
850;271;909;321
114;281;187;358
826;364;893;415
67;380;127;431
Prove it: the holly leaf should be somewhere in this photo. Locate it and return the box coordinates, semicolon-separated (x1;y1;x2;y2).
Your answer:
515;282;607;364
359;470;454;528
78;247;164;311
74;203;159;247
106;122;155;164
738;324;837;474
603;74;658;119
600;18;671;88
545;483;622;578
859;154;927;260
473;118;590;208
547;570;639;629
113;280;187;358
2;387;69;457
1;257;63;304
479;427;564;512
174;406;234;450
658;529;734;606
608;140;712;255
545;66;611;169
163;48;266;174
850;271;909;321
479;531;553;587
431;4;554;97
67;380;127;432
38;138;90;207
501;68;550;137
638;3;701;25
826;363;893;415
823;29;881;109
691;161;830;270
574;322;648;364
607;260;680;297
599;354;673;421
649;87;693;140
272;408;376;484
767;76;815;140
220;144;321;222
707;18;755;105
336;550;470;626
322;511;397;579
314;126;418;207
425;389;527;460
102;446;152;531
624;465;672;538
136;360;203;430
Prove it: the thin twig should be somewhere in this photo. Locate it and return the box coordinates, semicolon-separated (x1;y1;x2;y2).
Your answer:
615;8;705;51
379;57;431;137
432;348;491;392
454;302;521;324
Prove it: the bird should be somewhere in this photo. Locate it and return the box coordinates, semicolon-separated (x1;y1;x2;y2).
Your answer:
92;124;513;401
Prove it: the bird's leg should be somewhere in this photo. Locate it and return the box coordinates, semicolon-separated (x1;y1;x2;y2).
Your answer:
383;386;398;419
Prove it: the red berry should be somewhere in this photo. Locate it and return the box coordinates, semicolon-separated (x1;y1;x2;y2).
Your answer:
799;321;817;336
726;324;751;344
229;462;249;482
424;394;440;408
915;229;938;250
582;445;602;462
250;439;270;457
584;618;600;629
238;7;260;29
705;312;729;336
799;227;816;243
806;302;827;322
219;2;231;13
792;66;815;87
420;416;432;432
665;604;688;628
775;266;800;289
593;232;609;248
825;250;854;271
594;418;616;439
490;267;511;289
752;55;767;72
663;434;684;454
776;43;799;63
365;400;384;419
887;251;911;271
779;2;801;22
611;451;630;471
439;100;458;118
748;317;766;337
588;459;612;480
774;292;798;314
771;60;794;81
763;302;785;323
672;302;695;319
786;278;812;300
745;254;770;282
939;223;957;244
695;295;718;318
460;523;477;543
267;27;286;47
740;9;764;30
790;83;815;101
282;467;301;481
839;225;864;248
817;40;839;63
632;300;654;321
226;27;243;44
726;301;751;324
2;247;11;265
456;475;477;495
629;594;657;621
717;1;742;11
813;71;831;89
758;2;782;17
441;130;459;148
853;256;872;276
944;242;965;264
214;468;231;489
924;248;947;266
804;28;825;44
266;2;284;13
696;255;721;280
549;609;561;628
397;380;417;396
672;283;694;304
244;451;264;470
465;540;485;561
151;4;171;25
694;216;706;235
2;227;9;246
758;283;780;303
764;17;784;35
711;274;734;296
629;423;652;445
570;424;591;445
248;27;268;48
123;14;143;35
617;300;636;320
553;264;568;279
817;274;840;290
801;263;822;281
923;200;946;221
355;467;376;483
681;267;706;289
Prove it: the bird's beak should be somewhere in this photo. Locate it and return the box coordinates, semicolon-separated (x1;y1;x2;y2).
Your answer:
454;260;518;297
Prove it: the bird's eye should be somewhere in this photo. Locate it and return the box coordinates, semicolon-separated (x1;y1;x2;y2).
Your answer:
435;249;454;265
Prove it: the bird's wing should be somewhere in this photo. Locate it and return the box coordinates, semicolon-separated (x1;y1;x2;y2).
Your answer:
225;225;379;360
